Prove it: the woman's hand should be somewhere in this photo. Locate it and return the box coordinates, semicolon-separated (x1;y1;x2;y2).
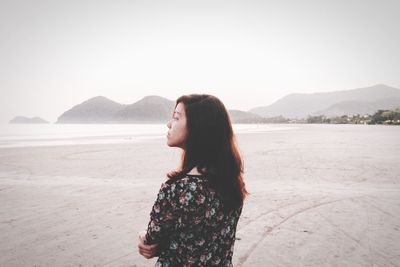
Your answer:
138;231;159;259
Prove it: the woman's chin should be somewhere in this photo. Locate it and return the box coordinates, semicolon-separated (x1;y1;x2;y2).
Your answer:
166;139;173;147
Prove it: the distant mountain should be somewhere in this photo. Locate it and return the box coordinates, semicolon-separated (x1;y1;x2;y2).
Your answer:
314;97;400;117
113;95;175;123
56;95;265;124
57;95;176;123
9;116;49;124
228;110;265;123
56;86;400;124
250;84;400;118
57;96;125;123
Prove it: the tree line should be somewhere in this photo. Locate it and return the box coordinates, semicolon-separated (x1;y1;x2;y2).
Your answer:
306;108;400;125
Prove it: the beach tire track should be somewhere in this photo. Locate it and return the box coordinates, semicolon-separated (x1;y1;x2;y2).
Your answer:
237;200;310;232
236;198;346;267
317;205;398;267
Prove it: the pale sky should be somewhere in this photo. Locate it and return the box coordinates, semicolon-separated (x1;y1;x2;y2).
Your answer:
0;0;399;123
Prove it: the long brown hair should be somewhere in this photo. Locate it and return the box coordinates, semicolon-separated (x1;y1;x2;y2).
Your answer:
167;94;248;211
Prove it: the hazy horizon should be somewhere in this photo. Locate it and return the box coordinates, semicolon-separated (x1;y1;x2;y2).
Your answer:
1;0;399;123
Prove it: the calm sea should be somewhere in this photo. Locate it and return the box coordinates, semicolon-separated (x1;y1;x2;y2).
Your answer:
0;123;295;148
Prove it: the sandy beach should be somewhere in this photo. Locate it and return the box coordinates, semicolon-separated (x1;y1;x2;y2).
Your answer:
0;124;399;266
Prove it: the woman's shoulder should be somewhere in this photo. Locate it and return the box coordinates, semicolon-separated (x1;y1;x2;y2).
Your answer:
165;174;207;186
164;174;208;191
160;175;212;208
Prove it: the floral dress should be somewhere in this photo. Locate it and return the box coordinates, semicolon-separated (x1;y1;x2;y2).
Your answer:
145;174;242;267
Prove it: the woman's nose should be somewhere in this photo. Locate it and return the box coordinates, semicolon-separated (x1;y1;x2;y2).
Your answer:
167;120;172;128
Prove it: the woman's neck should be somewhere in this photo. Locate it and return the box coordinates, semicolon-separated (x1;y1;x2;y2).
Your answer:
186;166;202;175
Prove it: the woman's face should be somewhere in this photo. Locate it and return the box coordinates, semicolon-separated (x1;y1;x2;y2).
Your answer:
166;102;188;149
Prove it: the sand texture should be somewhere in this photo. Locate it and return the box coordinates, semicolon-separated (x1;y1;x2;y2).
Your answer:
0;124;399;266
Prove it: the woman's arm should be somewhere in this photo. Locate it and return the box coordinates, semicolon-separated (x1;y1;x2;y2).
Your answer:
144;182;177;245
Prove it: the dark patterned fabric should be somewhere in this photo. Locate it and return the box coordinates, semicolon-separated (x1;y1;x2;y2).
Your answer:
145;174;242;267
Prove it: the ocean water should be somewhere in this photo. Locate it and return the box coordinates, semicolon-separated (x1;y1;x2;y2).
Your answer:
0;123;295;148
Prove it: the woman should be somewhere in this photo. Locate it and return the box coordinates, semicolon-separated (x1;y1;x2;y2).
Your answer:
138;94;247;266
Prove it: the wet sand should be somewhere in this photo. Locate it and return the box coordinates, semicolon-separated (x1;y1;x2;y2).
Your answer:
0;124;399;266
